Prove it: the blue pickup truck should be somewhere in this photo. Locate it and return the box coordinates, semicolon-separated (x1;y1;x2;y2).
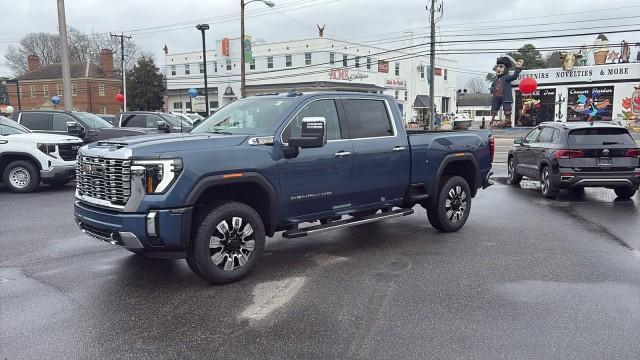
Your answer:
74;92;494;283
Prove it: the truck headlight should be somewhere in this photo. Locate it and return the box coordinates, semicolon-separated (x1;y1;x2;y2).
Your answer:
133;158;183;194
37;143;57;158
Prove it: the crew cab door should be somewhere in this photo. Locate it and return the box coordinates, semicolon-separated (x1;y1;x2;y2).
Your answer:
341;97;410;207
277;98;354;220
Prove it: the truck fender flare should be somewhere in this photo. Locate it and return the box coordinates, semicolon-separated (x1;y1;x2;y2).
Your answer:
185;172;278;235
0;152;43;170
433;153;480;196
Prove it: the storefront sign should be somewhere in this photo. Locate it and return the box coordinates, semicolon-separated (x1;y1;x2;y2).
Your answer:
434;67;442;76
385;79;406;89
515;88;556;126
514;64;639;85
378;60;389;73
328;68;369;82
567;86;614;121
192;96;206;112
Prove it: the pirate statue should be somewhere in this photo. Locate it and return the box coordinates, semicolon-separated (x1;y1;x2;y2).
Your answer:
490;56;524;128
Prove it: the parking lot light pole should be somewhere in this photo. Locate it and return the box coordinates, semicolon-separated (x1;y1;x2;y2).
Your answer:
240;0;275;98
56;0;73;111
196;24;210;115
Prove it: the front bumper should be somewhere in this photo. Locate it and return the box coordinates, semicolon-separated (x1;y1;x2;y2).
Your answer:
74;201;192;258
553;170;640;189
41;164;76;179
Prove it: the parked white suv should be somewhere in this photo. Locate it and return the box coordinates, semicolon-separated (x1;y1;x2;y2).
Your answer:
0;116;83;193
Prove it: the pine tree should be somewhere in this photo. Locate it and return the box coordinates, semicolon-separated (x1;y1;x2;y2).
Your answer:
125;57;165;111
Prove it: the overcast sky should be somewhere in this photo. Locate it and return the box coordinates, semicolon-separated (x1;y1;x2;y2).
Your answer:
2;0;640;88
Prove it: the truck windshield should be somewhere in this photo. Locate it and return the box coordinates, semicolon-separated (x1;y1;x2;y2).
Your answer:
74;112;114;129
191;98;295;135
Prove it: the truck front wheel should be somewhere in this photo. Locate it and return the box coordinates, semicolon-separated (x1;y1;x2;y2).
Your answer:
426;175;471;233
187;201;265;284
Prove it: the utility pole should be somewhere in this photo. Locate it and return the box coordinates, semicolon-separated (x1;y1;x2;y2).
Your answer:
196;24;210;115
56;0;73;111
111;33;132;111
240;0;246;98
428;0;436;131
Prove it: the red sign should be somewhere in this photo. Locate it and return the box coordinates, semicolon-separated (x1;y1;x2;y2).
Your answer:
329;68;349;80
221;38;230;57
378;60;389;73
434;67;442;76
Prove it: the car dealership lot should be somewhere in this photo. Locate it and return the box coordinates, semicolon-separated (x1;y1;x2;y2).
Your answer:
2;172;640;359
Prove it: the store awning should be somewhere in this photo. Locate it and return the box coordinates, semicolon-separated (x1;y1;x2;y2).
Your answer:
413;95;431;108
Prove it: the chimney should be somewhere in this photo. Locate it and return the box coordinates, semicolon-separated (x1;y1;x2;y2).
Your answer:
100;48;114;77
27;55;40;72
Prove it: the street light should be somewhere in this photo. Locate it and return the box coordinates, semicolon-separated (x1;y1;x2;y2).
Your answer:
240;0;275;98
196;23;210;115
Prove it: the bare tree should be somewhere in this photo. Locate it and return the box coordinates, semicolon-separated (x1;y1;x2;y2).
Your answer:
4;27;139;76
466;77;488;93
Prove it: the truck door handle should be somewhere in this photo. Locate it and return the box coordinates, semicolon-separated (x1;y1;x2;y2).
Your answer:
392;146;406;152
334;151;352;158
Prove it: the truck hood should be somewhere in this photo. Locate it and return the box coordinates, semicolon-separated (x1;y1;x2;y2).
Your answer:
83;133;249;158
6;133;83;143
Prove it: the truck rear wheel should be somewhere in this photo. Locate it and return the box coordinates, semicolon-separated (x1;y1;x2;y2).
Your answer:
187;201;265;284
426;175;471;233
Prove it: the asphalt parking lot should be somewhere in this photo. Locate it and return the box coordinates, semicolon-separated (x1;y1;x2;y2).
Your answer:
2;165;640;359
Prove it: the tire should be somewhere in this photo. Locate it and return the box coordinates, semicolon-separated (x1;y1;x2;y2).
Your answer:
187;201;265;284
540;166;558;199
426;175;472;233
614;187;637;199
2;160;40;193
507;157;522;185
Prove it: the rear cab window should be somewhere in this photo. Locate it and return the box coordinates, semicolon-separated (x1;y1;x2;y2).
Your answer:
342;99;394;139
20;113;52;130
568;128;635;146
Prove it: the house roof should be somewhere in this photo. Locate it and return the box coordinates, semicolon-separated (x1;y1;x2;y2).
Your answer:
457;93;492;107
413;95;431;108
14;62;117;81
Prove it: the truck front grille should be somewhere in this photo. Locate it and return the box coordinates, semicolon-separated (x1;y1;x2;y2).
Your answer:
76;156;132;206
58;144;80;161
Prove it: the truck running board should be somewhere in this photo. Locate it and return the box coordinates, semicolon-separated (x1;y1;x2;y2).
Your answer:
282;208;414;239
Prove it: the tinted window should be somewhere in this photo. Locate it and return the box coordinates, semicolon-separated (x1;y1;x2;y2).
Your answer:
146;115;161;128
343;99;393;139
73;112;113;129
121;114;146;128
538;127;555;143
20;113;51;130
551;129;560;143
52;113;74;131
568;128;636;146
283;99;341;142
524;128;541;143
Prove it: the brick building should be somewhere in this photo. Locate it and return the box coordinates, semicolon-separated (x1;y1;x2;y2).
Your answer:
8;49;122;114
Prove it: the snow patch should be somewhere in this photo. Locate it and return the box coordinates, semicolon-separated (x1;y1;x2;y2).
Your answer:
240;277;305;321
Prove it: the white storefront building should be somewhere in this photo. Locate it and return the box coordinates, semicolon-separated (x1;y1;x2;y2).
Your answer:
510;62;640;128
164;33;458;123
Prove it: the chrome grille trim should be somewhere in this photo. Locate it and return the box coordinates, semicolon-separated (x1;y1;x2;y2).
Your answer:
76;155;132;207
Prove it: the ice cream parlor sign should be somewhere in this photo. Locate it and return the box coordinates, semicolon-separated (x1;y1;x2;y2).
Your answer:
514;64;637;85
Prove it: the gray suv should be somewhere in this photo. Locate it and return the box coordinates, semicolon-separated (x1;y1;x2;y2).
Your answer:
507;122;640;199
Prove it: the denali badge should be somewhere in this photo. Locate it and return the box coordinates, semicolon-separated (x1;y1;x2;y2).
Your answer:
82;163;104;176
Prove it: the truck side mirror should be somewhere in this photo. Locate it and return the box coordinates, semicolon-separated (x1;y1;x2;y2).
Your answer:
288;117;327;149
157;120;170;133
66;121;84;136
514;137;524;145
